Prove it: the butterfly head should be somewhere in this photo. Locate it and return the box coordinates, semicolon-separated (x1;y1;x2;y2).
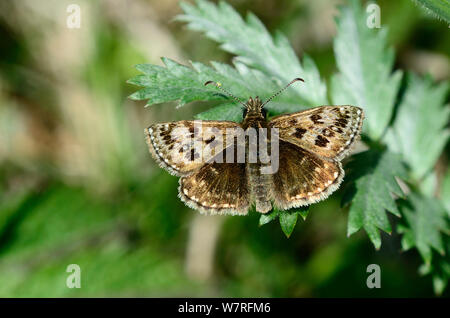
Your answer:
243;96;266;119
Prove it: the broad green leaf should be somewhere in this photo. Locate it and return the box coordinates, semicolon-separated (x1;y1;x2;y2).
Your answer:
195;103;243;122
385;74;449;180
412;0;450;23
343;150;408;249
331;0;402;140
279;211;299;238
419;171;438;198
177;0;328;107
129;58;305;118
397;192;448;264
129;58;266;107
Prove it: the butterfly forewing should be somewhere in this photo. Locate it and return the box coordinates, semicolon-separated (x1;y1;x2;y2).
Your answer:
145;120;242;176
269;106;364;160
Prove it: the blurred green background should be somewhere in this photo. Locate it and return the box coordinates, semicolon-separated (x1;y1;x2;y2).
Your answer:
0;0;449;297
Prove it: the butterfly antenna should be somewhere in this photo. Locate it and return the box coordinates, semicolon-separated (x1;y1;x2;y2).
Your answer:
204;81;247;108
261;77;305;107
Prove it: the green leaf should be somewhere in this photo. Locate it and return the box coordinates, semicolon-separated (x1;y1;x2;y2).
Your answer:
129;58;307;117
259;205;309;229
419;171;438;198
433;272;448;295
195;103;243;122
385;73;449;180
129;58;264;107
259;210;279;226
397;192;448;264
279;211;299;238
343;150;408;249
297;207;310;221
331;0;402;140
177;0;328;107
412;0;450;23
432;239;450;295
417;237;450;295
442;168;450;217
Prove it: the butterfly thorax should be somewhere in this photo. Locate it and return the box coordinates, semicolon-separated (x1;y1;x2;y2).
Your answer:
241;96;267;129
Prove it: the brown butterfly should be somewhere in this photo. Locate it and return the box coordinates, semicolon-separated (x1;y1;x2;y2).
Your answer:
145;78;364;215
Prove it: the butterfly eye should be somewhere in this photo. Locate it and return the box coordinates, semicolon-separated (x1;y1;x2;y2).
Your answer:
242;108;248;118
261;108;267;118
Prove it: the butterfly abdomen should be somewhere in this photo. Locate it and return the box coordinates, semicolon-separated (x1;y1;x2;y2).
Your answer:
247;163;272;213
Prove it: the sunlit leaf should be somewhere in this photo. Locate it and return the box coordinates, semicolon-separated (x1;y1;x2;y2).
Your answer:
259;210;279;226
279;210;299;238
343;150;408;249
442;168;450;217
397;192;448;264
331;0;402;140
177;0;328;107
412;0;450;23
195;103;243;122
384;73;449;179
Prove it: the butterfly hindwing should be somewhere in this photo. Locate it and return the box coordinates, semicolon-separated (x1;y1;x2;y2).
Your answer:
269;105;364;160
179;161;250;215
272;140;344;210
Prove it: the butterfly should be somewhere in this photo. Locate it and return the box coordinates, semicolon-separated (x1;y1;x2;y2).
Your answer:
145;78;364;215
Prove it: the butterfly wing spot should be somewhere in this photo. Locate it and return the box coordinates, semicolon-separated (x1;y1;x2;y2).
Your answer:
334;118;348;128
314;135;329;147
310;114;323;124
292;128;307;139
